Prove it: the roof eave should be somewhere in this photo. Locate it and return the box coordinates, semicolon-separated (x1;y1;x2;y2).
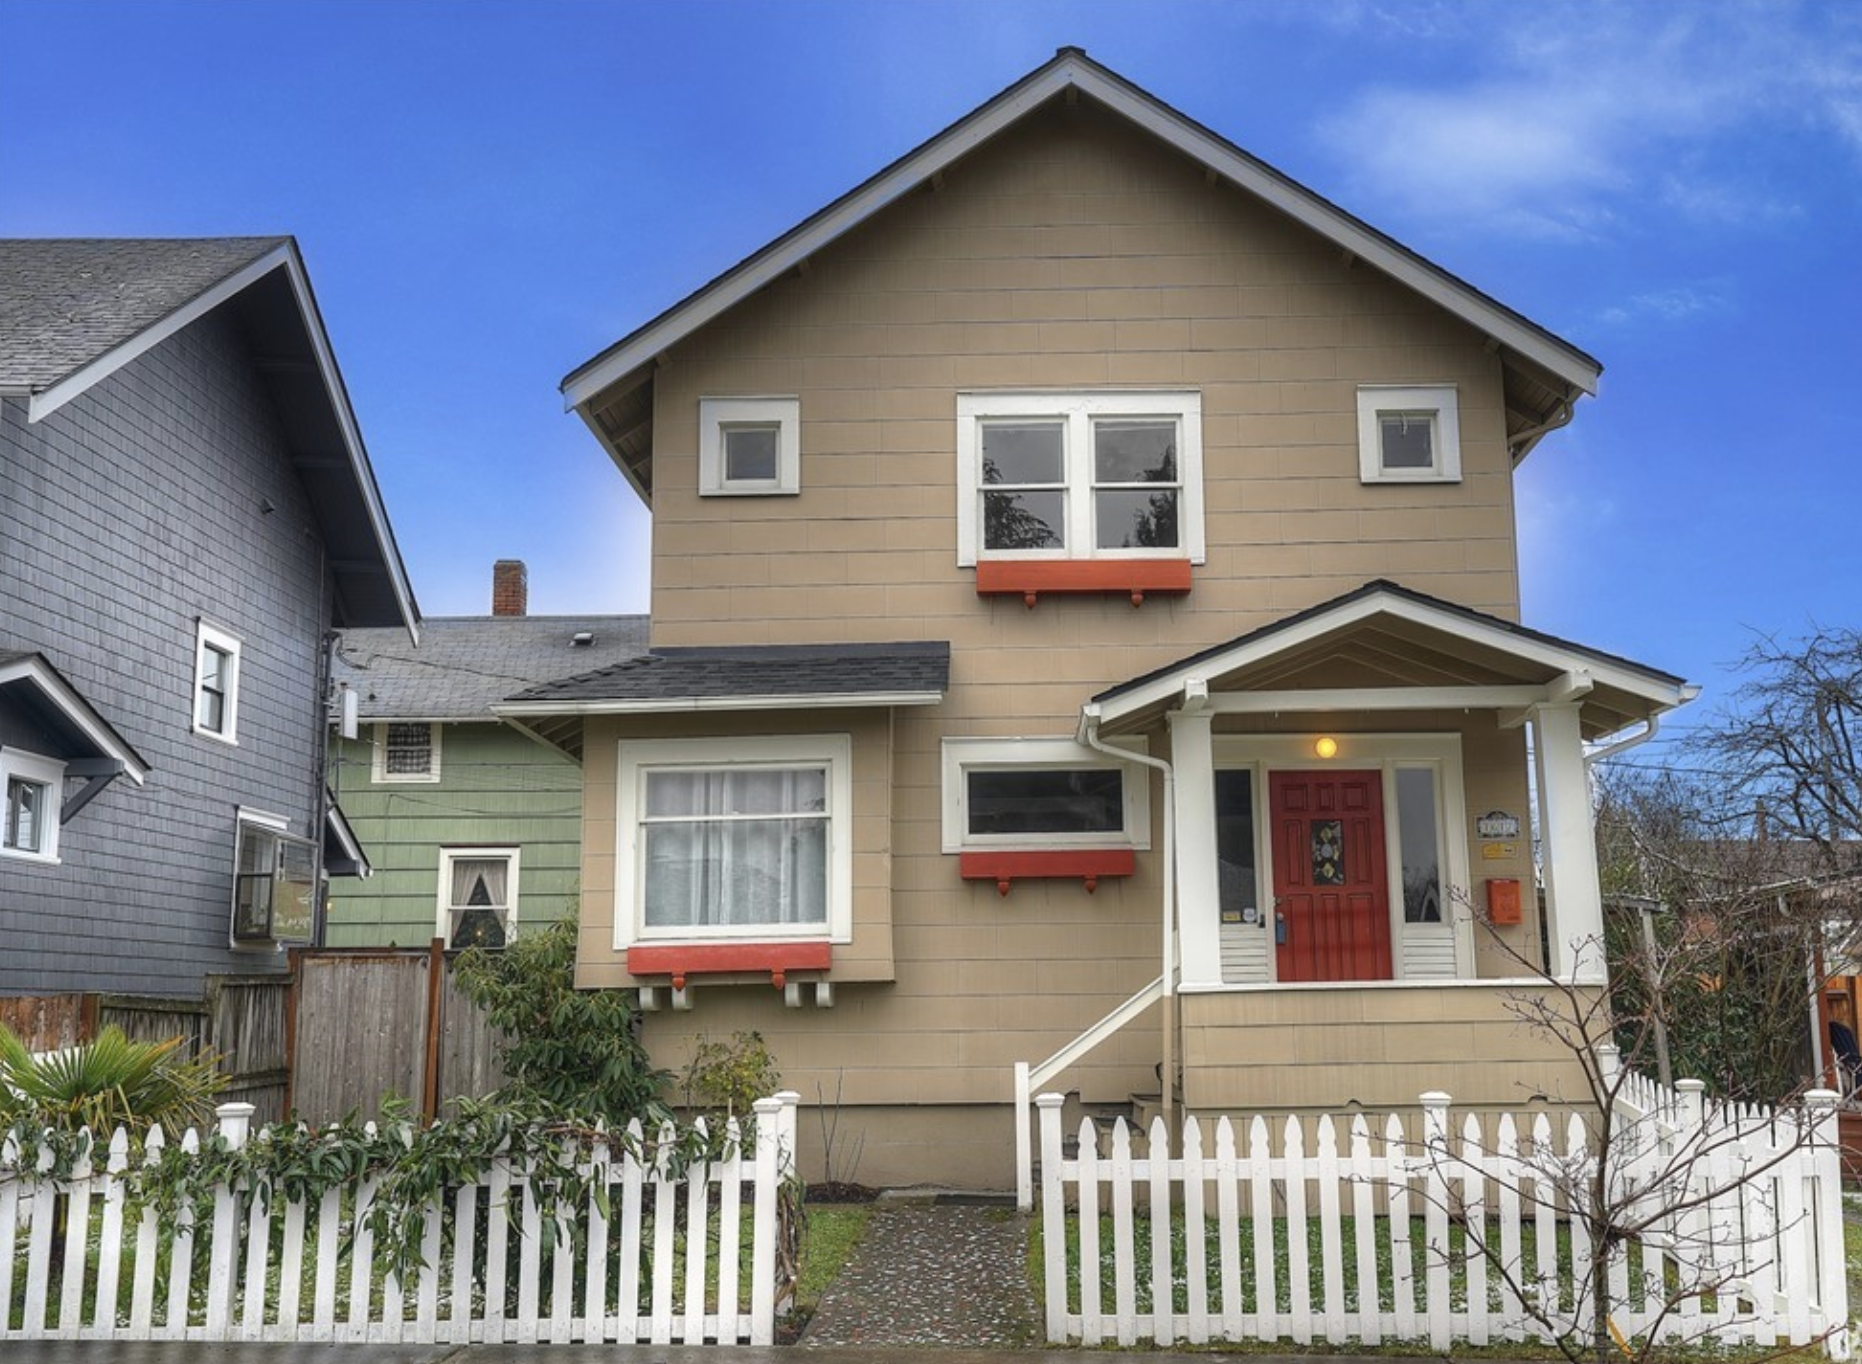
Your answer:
24;242;421;647
0;654;151;782
561;49;1600;415
493;690;946;718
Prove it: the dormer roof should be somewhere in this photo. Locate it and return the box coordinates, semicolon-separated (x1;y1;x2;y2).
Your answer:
563;48;1601;504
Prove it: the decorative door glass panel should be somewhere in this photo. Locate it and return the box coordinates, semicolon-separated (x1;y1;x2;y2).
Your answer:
1311;818;1346;886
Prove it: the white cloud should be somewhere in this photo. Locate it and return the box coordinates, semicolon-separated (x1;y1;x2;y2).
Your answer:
1318;5;1862;240
1593;284;1730;330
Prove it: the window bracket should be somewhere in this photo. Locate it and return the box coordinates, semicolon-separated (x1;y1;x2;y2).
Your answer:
959;848;1137;896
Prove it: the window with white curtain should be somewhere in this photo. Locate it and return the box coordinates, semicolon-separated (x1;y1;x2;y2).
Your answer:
617;734;852;947
439;847;519;948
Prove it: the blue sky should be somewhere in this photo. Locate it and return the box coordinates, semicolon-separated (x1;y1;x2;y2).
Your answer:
5;0;1859;761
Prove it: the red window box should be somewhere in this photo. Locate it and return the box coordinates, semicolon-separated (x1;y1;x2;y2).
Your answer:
626;940;831;992
959;848;1137;896
975;558;1192;608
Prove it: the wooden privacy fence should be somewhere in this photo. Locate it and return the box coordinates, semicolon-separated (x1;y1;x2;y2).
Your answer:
1036;1077;1849;1357
288;945;507;1124
0;1092;800;1346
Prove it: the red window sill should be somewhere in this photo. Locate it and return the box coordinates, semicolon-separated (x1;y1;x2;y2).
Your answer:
959;848;1137;896
627;940;831;991
976;559;1192;608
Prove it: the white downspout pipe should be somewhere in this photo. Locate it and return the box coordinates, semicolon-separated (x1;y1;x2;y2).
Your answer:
1077;700;1179;1130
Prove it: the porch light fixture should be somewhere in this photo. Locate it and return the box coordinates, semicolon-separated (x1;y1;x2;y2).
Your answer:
1313;736;1339;759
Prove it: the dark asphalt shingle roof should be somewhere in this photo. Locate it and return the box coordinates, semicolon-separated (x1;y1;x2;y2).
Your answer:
0;238;288;390
335;616;651;720
506;640;951;705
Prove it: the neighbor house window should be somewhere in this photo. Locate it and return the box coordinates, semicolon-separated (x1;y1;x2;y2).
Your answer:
194;621;242;742
941;737;1151;851
699;396;800;496
955;392;1205;566
0;749;65;862
616;735;852;947
373;722;441;783
230;809;316;945
439;846;519;948
1356;385;1461;483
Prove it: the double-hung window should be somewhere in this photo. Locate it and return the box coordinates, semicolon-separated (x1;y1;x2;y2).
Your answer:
0;749;65;862
617;735;851;947
439;847;518;948
956;392;1205;566
194;621;242;743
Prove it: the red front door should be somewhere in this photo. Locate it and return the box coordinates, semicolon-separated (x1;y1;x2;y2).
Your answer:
1269;769;1391;982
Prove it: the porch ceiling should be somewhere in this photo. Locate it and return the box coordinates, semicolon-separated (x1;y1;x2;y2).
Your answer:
1091;580;1693;742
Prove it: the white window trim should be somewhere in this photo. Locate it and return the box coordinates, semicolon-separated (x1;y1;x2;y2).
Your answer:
193;620;242;744
1356;384;1462;483
955;390;1206;566
699;396;800;496
940;735;1152;853
615;733;852;951
1210;733;1473;981
373;721;443;784
438;845;521;947
1;748;66;863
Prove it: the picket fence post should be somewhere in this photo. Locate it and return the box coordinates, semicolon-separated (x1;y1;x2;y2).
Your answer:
1035;1093;1066;1344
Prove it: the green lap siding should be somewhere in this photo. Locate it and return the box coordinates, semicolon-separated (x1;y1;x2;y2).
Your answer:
325;723;582;947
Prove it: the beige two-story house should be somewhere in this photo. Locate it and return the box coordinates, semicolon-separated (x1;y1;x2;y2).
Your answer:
498;50;1694;1190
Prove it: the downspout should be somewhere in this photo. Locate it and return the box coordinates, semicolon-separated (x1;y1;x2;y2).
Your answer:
1581;684;1700;769
1078;700;1179;1131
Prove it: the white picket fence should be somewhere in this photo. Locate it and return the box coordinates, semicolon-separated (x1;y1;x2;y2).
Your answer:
1036;1071;1850;1357
0;1091;799;1345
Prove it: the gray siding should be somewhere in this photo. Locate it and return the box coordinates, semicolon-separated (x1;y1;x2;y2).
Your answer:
0;310;331;996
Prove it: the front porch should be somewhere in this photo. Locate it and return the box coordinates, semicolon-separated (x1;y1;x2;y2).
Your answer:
1017;582;1695;1205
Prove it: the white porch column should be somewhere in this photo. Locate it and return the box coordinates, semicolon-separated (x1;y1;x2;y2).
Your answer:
1531;702;1606;982
1170;704;1221;988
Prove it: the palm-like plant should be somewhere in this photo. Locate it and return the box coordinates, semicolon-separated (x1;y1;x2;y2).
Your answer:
0;1022;226;1139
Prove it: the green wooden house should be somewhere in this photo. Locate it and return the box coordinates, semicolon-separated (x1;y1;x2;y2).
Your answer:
326;567;646;948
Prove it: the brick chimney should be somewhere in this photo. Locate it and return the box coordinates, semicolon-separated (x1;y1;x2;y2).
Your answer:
492;559;528;617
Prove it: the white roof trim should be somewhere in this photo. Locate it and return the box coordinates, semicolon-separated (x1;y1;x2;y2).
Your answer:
493;690;945;718
1094;588;1690;726
27;244;419;646
563;51;1599;413
0;655;149;783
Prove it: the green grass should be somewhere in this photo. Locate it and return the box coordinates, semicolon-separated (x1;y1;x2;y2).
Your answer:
792;1204;870;1316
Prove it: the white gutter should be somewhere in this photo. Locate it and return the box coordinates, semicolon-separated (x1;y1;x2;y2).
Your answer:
1582;683;1700;767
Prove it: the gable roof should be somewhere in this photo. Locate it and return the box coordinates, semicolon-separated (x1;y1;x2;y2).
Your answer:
1091;580;1695;742
563;48;1602;502
0;651;150;782
334;615;652;721
0;237;420;639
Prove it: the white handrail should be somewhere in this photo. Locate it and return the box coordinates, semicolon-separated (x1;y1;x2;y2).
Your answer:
1015;974;1164;1208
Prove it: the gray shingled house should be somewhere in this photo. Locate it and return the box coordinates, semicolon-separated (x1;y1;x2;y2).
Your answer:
0;237;418;998
327;561;647;949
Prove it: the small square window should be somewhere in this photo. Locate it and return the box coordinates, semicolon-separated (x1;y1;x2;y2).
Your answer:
373;722;441;783
1357;385;1461;483
194;621;242;743
700;397;800;496
0;749;64;862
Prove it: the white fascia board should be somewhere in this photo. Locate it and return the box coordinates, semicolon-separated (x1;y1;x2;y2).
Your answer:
28;244;420;648
563;56;1597;413
272;250;421;647
563;67;1077;411
493;690;944;718
0;656;149;783
27;246;296;425
1096;591;1688;725
1206;685;1551;714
